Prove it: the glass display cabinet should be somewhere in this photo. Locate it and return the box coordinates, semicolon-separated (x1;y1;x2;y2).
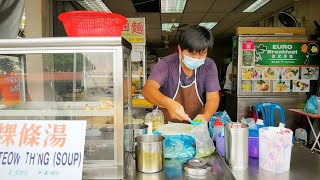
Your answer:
0;37;132;179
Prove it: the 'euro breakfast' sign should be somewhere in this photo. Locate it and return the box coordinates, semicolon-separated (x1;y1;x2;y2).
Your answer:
0;120;87;180
254;41;320;66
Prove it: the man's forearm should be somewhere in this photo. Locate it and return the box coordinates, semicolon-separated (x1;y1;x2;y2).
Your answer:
203;92;220;120
142;82;172;108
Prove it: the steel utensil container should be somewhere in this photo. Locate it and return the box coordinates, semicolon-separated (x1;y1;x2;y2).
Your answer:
225;123;248;170
135;134;165;173
124;124;148;152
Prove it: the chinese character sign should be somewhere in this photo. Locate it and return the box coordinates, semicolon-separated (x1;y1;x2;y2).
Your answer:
0;120;87;180
122;18;145;44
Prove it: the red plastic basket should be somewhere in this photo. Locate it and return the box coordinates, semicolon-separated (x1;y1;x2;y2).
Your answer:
58;11;128;37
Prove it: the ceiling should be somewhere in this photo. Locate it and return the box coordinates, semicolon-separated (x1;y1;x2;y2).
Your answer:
55;0;296;47
101;0;296;47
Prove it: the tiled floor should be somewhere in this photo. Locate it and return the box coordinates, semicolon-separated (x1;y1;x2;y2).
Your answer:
306;143;320;154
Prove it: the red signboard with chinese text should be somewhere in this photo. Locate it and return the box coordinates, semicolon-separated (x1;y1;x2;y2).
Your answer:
122;18;146;44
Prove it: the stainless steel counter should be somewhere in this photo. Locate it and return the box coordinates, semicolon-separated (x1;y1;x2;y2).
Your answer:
124;142;320;180
125;151;236;180
232;142;320;180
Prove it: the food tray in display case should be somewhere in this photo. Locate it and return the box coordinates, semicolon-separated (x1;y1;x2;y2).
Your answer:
0;37;132;179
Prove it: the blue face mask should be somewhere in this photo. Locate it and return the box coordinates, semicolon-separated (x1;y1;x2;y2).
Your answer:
181;54;206;70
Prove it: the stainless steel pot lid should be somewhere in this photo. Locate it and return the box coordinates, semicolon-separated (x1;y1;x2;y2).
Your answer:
99;126;114;132
183;158;211;177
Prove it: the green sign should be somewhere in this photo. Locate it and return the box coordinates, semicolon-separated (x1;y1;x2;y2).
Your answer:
243;51;254;66
254;42;320;66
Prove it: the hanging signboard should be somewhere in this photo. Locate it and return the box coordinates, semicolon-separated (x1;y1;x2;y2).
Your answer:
0;120;87;180
254;42;320;66
122;17;146;44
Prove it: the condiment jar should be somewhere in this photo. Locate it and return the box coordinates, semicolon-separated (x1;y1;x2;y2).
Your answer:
144;109;164;134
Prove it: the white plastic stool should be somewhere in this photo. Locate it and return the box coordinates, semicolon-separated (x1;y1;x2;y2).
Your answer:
295;128;308;146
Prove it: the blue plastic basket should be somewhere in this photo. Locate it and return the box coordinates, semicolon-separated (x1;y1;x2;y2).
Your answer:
249;137;259;158
249;124;265;137
216;133;225;157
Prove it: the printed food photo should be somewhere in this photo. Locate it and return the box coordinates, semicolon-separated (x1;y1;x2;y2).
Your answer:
241;80;252;92
252;80;270;92
262;67;280;80
273;80;290;92
292;80;310;92
281;67;299;80
301;67;319;80
242;67;260;80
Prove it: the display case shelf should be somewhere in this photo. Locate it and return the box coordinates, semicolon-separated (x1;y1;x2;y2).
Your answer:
132;74;143;78
0;109;113;117
0;102;113;116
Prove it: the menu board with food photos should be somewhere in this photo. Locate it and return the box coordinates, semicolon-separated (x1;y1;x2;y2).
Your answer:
240;40;320;93
240;66;315;92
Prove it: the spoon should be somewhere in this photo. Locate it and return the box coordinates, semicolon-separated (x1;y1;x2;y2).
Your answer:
189;119;202;125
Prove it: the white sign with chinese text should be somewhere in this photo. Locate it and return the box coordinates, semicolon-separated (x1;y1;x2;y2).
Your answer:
131;45;145;62
122;17;146;44
0;120;87;180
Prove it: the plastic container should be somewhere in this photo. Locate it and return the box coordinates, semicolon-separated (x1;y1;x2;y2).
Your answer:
58;11;128;37
259;127;293;173
145;109;164;134
216;132;225;156
213;117;223;141
248;137;259;158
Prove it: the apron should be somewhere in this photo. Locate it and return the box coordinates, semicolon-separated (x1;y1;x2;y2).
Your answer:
159;64;204;123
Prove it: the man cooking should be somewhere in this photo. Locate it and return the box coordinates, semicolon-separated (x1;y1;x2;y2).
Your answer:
142;25;220;123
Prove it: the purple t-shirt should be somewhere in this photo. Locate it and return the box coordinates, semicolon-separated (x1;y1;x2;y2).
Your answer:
148;53;220;102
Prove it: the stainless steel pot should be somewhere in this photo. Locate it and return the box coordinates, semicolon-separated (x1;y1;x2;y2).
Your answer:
124;124;148;152
99;126;114;140
135;134;165;173
224;123;249;170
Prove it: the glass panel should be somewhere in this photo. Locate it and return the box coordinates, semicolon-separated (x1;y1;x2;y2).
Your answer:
123;47;132;124
0;52;115;161
0;55;24;107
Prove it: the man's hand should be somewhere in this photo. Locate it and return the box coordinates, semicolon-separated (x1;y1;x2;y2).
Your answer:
165;100;191;121
194;114;210;122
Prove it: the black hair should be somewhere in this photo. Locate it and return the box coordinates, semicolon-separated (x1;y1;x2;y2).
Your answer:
178;25;214;53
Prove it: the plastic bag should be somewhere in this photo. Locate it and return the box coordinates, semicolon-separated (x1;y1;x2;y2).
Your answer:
215;110;232;124
241;118;257;129
145;109;164;132
153;130;196;159
164;135;195;158
209;111;232;138
188;122;215;158
259;126;293;173
304;95;318;114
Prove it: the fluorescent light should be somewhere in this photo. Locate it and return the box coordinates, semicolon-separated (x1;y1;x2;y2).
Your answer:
243;0;270;12
199;22;218;30
77;0;111;12
161;0;187;13
162;23;179;31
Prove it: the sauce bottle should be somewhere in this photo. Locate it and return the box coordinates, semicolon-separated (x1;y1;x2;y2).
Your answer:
213;117;223;141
